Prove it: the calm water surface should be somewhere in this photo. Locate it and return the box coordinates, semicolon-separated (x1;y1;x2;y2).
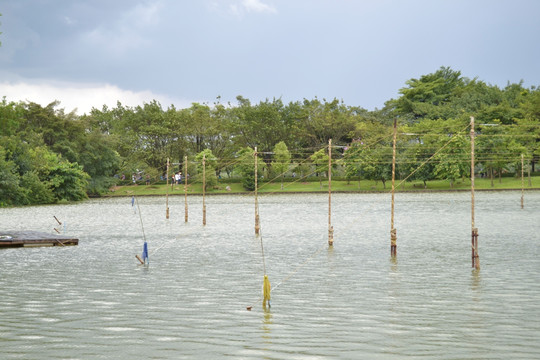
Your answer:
1;191;539;359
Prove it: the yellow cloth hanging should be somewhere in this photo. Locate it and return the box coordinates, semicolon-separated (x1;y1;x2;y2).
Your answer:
263;275;271;306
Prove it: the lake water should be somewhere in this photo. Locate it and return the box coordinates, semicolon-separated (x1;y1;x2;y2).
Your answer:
1;191;539;359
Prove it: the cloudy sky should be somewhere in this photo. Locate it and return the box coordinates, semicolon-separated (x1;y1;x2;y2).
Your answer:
1;0;540;114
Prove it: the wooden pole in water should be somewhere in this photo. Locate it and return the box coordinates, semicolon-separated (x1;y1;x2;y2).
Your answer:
390;119;397;257
202;154;206;226
328;138;333;246
166;157;170;219
521;153;525;209
471;116;479;270
255;147;260;235
184;155;188;222
135;254;144;264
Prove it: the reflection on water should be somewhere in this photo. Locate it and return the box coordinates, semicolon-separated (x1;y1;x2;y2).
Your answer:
261;307;273;342
1;191;540;359
470;269;482;293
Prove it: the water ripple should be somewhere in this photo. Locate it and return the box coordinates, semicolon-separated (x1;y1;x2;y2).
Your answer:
1;192;539;359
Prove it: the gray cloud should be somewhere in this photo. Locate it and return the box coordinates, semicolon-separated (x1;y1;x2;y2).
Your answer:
1;0;540;113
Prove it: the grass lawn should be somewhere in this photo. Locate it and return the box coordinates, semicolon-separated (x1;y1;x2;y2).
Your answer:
105;175;540;197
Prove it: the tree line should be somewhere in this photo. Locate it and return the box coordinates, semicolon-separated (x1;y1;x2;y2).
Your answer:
1;67;539;206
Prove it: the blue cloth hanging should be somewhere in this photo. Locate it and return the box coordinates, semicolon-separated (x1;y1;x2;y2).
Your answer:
142;241;149;264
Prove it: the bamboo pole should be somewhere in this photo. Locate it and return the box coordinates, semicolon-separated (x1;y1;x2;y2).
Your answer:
202;154;206;226
135;254;145;264
166;157;170;219
255;147;260;235
521;154;524;209
390;119;397;257
471;116;479;270
184;155;188;222
328;139;333;246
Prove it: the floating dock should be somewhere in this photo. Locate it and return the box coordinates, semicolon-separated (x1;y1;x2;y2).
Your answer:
0;231;78;248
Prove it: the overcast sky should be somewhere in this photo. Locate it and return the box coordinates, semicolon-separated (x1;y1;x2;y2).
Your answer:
1;0;540;114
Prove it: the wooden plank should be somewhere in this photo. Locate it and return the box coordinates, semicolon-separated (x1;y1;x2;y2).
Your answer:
0;231;78;248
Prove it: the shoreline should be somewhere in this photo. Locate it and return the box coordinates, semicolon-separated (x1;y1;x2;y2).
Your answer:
96;186;540;198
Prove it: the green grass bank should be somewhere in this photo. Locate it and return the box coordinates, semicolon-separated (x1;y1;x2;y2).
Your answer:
105;176;540;197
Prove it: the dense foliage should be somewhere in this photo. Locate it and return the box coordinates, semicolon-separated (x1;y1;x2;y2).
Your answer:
1;67;539;206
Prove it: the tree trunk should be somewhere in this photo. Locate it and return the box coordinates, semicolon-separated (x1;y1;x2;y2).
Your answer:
528;161;532;187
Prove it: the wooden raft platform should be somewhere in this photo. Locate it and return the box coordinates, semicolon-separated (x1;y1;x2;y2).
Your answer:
0;231;79;248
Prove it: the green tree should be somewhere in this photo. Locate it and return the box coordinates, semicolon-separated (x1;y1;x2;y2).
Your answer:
181;100;235;176
310;148;329;189
401;141;435;188
448;78;501;117
1;137;89;206
195;149;218;190
398;116;475;188
517;89;540;172
22;101;121;194
271;141;291;189
295;98;359;148
506;140;528;180
342;141;365;188
102;100;178;172
363;145;392;189
234;147;264;191
433;134;470;188
477;122;508;186
229;96;296;165
28;147;89;202
0;98;24;137
20;170;54;204
78;129;121;195
0;146;26;206
389;66;466;122
130;101;176;170
183;103;214;154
